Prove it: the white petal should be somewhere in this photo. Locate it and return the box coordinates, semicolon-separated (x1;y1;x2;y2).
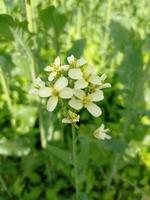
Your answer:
89;90;104;102
74;89;85;100
99;74;107;81
100;133;112;140
69;98;83;110
35;77;45;87
54;77;68;90
59;87;73;99
39;87;52;97
89;75;102;85
47;96;58;112
54;56;60;66
86;102;102;117
99;83;111;89
77;57;87;66
44;66;53;72
48;71;57;81
86;66;95;75
68;68;83;80
62;118;71;123
100;124;105;131
67;55;75;64
29;88;38;95
60;65;69;71
74;79;88;89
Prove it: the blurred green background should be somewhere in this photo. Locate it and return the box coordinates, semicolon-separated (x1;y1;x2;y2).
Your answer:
0;0;150;199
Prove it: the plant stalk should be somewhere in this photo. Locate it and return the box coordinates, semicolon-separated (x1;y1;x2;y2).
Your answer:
71;125;79;199
0;68;13;113
25;0;46;148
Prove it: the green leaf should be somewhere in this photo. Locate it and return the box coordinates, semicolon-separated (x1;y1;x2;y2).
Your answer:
0;14;15;41
67;39;86;58
99;139;128;153
78;137;90;180
39;6;68;35
47;145;72;165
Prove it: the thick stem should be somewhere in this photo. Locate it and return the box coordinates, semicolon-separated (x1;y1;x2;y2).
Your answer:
71;125;79;199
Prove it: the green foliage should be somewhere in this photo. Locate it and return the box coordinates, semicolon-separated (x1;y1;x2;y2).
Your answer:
0;0;150;199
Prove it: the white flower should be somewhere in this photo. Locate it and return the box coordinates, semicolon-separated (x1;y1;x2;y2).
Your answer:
67;55;87;80
74;66;104;89
62;110;80;123
69;89;104;117
44;56;69;81
93;124;111;140
97;74;111;89
39;77;73;112
29;77;45;95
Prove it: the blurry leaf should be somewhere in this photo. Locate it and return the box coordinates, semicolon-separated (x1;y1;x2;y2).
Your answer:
79;192;88;200
99;139;128;153
47;145;72;165
0;14;15;41
143;34;150;53
12;53;31;79
39;6;68;35
110;19;133;51
67;39;86;58
0;53;14;73
0;137;31;156
12;105;37;134
23;186;42;200
78;137;90;180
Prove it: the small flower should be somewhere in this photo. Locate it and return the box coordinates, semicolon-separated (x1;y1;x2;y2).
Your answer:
93;124;111;140
62;110;80;124
29;77;45;95
39;77;73;112
97;74;111;89
69;89;104;117
44;56;69;81
67;55;87;80
74;66;104;89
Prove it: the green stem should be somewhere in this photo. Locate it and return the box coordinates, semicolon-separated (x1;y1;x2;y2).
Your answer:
0;175;12;199
39;107;47;148
101;0;112;68
25;0;35;33
0;68;13;113
71;125;79;199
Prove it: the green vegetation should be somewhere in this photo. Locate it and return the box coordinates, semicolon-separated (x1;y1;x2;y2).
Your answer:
0;0;150;199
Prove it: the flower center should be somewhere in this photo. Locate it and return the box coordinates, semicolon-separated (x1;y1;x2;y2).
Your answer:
34;84;41;89
83;72;91;82
52;88;59;96
82;95;91;106
52;64;59;72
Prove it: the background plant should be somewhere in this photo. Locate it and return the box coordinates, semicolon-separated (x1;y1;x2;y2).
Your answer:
0;0;150;200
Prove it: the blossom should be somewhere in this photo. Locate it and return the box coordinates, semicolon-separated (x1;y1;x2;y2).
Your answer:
67;55;87;80
74;66;104;89
39;77;73;112
62;110;80;124
69;89;104;117
44;56;69;81
93;124;111;140
29;77;45;95
97;74;111;89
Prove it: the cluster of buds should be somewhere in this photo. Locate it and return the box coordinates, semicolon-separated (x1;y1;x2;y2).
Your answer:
30;55;111;139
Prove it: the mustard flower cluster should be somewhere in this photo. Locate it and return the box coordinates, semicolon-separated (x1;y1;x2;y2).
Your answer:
30;55;111;139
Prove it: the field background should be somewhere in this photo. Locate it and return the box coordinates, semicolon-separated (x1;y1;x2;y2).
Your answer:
0;0;150;199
